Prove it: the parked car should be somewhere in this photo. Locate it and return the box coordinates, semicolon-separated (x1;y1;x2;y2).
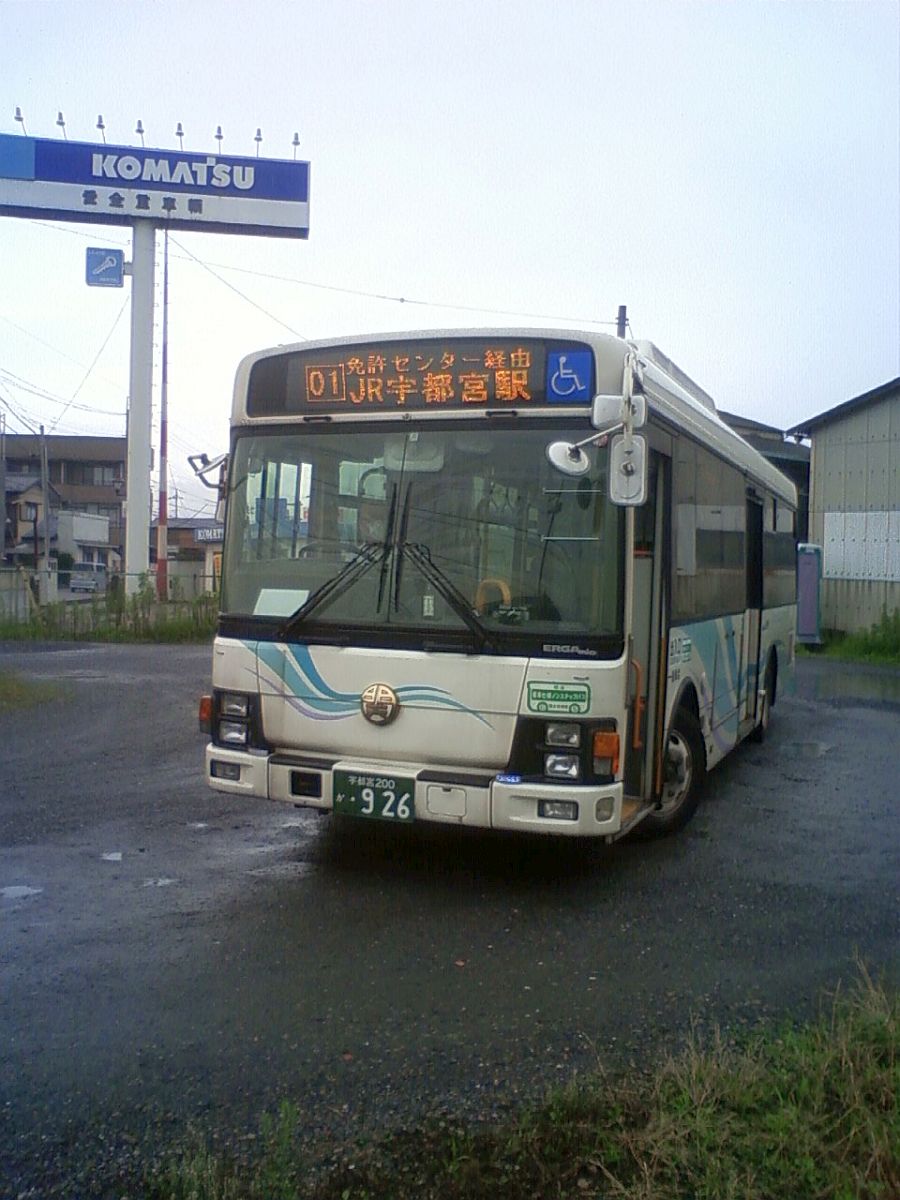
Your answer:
69;562;107;593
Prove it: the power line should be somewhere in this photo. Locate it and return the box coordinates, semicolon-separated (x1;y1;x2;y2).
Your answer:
0;387;39;434
191;259;625;328
23;219;625;332
0;369;125;417
50;296;130;431
28;219;130;248
167;236;307;340
0;313;124;389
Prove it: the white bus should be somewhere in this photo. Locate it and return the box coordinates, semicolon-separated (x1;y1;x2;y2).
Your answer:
200;330;796;840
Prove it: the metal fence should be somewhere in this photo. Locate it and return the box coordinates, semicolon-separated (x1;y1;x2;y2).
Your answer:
0;566;219;631
0;567;32;622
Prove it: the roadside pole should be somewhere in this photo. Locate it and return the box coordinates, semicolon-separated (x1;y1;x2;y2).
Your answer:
39;425;53;603
125;221;156;596
156;229;169;601
0;414;6;560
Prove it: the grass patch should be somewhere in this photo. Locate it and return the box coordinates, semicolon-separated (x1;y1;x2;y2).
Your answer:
809;609;900;666
0;576;217;644
145;967;898;1200
0;669;63;711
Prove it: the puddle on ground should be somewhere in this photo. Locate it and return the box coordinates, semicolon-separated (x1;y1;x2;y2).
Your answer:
248;861;315;880
798;666;900;709
791;741;833;758
1;885;43;901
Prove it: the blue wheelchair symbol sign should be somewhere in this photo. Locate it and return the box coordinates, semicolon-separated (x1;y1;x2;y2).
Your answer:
86;247;125;288
546;350;592;403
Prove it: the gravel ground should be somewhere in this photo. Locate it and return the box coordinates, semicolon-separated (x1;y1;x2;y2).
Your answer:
0;644;897;1197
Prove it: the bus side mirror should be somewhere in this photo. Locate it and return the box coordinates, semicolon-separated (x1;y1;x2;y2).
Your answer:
592;384;646;431
609;433;648;506
591;394;623;429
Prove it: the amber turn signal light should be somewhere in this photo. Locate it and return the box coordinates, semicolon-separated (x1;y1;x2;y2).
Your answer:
592;730;620;777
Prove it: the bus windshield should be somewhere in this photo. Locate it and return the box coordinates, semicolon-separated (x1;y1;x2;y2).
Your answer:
221;424;624;651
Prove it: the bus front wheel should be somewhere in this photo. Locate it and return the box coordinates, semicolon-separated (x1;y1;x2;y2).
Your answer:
643;708;706;836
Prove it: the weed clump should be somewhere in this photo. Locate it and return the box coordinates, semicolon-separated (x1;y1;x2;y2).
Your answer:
146;968;899;1200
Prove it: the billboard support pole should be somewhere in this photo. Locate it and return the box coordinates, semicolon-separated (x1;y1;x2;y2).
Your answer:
125;219;156;595
156;229;169;601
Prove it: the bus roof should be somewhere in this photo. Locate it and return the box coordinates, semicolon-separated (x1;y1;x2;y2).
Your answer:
233;328;797;508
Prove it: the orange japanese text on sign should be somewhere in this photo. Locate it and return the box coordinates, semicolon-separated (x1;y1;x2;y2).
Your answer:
423;372;454;403
387;374;417;405
494;369;531;402
459;372;489;403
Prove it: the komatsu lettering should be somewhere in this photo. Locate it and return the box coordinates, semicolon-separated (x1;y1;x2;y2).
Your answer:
90;154;256;191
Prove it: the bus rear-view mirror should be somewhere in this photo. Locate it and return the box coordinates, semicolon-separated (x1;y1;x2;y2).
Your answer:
383;434;445;473
609;433;648;506
591;394;623;429
591;392;647;431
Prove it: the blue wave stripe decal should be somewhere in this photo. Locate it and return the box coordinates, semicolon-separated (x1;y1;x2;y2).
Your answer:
248;640;492;726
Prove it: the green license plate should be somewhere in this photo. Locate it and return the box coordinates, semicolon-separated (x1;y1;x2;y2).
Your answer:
333;770;415;822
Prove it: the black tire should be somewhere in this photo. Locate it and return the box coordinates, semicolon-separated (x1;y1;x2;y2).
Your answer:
642;707;706;836
749;655;776;743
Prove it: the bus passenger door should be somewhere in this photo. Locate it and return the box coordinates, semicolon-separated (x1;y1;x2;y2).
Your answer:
626;454;665;799
743;494;764;722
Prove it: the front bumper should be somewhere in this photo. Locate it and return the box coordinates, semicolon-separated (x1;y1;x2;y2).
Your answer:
205;746;625;837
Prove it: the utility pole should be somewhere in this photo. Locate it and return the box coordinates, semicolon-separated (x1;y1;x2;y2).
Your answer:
156;229;169;602
0;414;7;563
125;220;156;596
617;305;627;339
39;425;52;603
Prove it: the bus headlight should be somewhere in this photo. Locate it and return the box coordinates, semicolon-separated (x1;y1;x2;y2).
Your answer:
595;796;616;821
211;689;267;751
544;752;580;780
545;722;581;748
211;760;242;781
219;720;249;746
220;692;250;718
538;799;579;820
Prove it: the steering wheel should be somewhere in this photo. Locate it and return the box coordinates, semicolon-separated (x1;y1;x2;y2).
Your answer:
475;577;512;613
358;467;388;500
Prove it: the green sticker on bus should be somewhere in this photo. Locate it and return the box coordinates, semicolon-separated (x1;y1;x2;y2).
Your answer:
527;682;591;715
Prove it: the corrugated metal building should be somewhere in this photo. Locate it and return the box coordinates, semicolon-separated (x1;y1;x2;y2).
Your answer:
719;411;810;541
788;377;900;634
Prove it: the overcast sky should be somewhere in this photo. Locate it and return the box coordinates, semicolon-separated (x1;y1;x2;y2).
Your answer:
1;0;898;518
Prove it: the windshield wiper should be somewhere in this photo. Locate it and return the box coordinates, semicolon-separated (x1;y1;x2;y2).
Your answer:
376;482;400;610
392;483;414;611
401;542;498;653
278;541;387;639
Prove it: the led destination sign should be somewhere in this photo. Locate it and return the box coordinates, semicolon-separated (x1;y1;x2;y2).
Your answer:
247;338;596;416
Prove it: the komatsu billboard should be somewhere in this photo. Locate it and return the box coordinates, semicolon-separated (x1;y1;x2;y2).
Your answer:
0;133;310;238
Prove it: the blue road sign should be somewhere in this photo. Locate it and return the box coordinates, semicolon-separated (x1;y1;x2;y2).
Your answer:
86;247;125;287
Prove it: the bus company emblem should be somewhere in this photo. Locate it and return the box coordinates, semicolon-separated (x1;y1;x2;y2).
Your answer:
360;683;400;726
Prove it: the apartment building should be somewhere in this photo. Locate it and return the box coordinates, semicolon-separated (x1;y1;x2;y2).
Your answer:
2;434;127;560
